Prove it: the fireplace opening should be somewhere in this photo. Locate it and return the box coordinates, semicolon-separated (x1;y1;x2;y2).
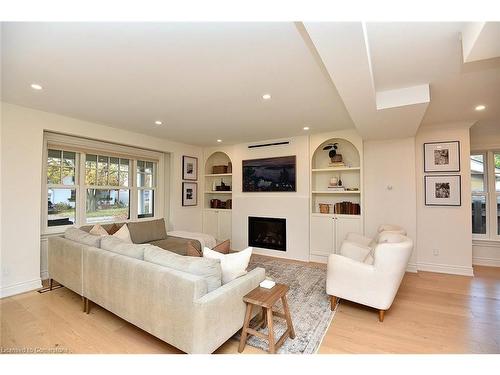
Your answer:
248;216;286;252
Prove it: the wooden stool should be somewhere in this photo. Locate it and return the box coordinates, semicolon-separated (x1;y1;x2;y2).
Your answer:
238;283;295;354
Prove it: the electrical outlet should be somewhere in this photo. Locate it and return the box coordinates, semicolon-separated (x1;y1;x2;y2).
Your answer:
433;249;439;256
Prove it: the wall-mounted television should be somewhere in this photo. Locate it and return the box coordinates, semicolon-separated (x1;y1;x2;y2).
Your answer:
242;156;296;192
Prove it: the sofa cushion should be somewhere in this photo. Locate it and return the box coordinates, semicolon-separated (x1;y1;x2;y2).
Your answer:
100;236;148;260
144;246;222;292
127;218;167;244
65;228;102;247
150;236;201;256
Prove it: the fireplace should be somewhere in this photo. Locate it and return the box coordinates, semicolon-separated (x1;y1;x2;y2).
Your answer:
248;216;286;252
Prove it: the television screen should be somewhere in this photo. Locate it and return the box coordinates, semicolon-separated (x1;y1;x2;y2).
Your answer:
242;156;296;192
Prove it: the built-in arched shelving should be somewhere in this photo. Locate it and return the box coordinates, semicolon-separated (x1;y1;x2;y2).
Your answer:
202;151;233;242
309;131;364;263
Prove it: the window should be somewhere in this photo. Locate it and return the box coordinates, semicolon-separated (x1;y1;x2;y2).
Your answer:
471;151;500;239
471;154;487;235
44;138;161;230
495;152;500;235
137;160;155;218
85;154;131;223
47;149;77;227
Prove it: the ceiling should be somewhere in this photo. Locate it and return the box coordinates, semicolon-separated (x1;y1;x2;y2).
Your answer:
0;22;354;146
1;22;499;145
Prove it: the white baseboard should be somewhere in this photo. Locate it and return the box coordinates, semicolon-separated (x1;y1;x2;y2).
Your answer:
406;263;418;273
0;278;42;299
417;262;474;276
472;256;500;267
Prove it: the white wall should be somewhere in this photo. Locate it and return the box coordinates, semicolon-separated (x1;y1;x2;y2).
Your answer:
206;136;311;262
415;123;474;276
364;137;417;271
0;103;203;298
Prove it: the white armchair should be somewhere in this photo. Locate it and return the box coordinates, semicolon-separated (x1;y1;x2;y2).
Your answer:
327;232;413;322
344;224;407;250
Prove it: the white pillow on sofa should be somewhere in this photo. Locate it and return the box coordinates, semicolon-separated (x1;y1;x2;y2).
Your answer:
203;247;252;284
89;224;108;236
113;224;133;243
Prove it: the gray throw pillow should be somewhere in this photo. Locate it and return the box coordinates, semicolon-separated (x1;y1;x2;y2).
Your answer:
144;246;222;292
100;236;148;260
65;228;101;247
127;218;167;244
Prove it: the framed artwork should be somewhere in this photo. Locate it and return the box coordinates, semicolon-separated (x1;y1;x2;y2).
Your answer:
424;175;461;206
182;182;198;206
182;156;198;180
424;141;460;172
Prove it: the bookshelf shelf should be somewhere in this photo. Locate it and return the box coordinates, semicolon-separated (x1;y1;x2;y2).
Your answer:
312;190;361;194
312;167;360;172
204;173;232;177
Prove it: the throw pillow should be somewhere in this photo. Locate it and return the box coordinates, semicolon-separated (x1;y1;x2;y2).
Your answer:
107;223;121;235
113;224;133;243
203;246;252;284
186;239;231;257
186;241;203;257
213;239;230;254
89;224;109;236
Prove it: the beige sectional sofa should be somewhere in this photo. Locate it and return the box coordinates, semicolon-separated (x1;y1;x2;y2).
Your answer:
48;223;265;354
80;218;203;256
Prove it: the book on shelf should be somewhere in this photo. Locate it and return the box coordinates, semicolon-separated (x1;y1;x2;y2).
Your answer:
328;162;346;168
327;186;346;191
334;201;361;215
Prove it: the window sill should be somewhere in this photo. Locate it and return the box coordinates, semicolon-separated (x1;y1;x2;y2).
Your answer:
472;238;500;247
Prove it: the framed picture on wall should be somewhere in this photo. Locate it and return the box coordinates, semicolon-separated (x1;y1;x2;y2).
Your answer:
182;155;198;180
423;141;460;172
424;175;461;206
182;182;198;206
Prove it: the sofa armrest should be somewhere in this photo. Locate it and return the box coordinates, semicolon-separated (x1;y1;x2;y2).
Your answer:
192;267;266;353
340;240;372;262
326;254;375;299
48;236;85;295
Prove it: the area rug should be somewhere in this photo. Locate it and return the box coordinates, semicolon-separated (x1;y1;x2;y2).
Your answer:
235;256;336;354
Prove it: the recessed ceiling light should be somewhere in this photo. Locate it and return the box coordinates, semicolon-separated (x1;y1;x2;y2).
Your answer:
475;105;486;111
262;94;271;100
31;83;43;90
154;120;163;125
303;126;310;131
217;139;223;143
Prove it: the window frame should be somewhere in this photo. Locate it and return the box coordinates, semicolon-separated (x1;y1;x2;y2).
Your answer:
44;148;80;230
42;134;164;235
83;154;132;225
471;152;489;239
471;149;500;242
136;159;157;219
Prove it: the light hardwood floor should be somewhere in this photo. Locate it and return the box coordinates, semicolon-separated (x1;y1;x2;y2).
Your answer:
1;263;499;354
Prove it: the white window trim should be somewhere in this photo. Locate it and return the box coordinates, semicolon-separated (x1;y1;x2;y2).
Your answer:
42;132;165;235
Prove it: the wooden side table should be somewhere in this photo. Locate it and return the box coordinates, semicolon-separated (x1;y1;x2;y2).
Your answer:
238;283;295;354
